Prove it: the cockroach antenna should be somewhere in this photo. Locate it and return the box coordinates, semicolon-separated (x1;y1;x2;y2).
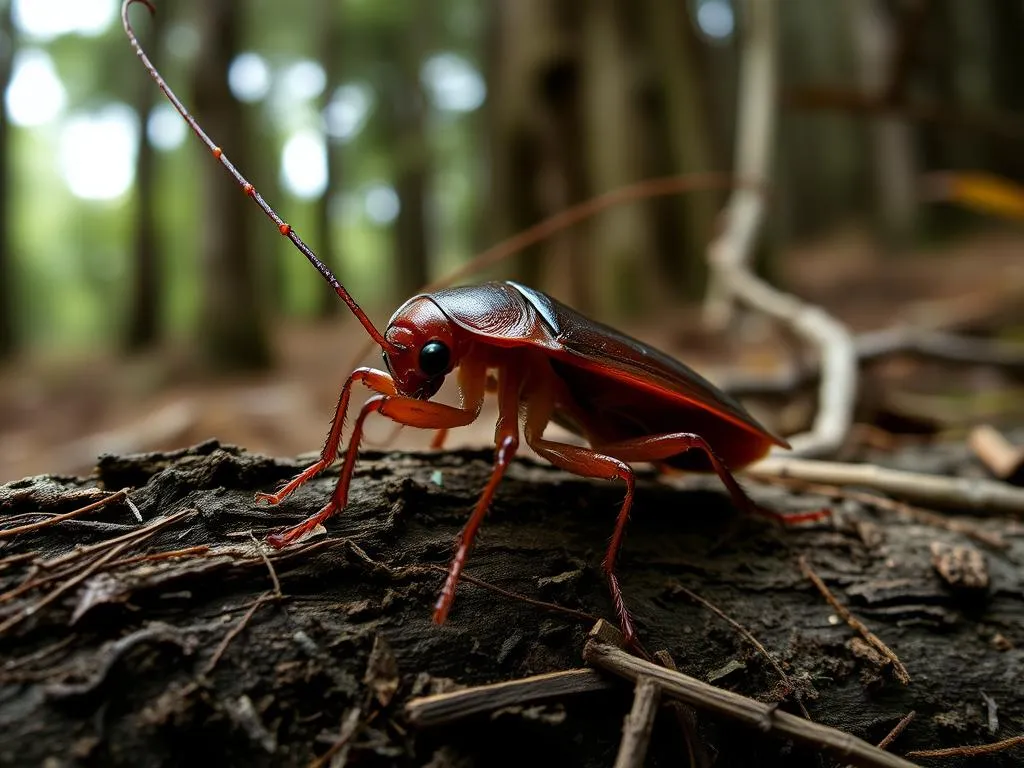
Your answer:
121;0;397;352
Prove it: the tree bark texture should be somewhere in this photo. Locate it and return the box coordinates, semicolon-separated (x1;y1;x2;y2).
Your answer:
1;440;1021;766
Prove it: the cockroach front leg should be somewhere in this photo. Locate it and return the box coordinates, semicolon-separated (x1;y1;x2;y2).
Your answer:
255;367;397;507
266;364;487;549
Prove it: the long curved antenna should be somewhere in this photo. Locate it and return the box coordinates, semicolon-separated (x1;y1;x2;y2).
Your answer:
121;0;396;352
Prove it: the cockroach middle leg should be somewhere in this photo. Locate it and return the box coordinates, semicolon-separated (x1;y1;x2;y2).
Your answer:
433;367;522;625
521;397;642;644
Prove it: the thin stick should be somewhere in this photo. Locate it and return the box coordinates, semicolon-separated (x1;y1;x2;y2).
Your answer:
308;708;371;768
748;457;1024;515
842;711;917;768
429;564;599;625
798;556;910;685
405;668;613;727
613;676;661;768
249;532;282;597
584;625;918;768
877;711;916;751
906;734;1024;759
652;650;712;768
670;582;811;719
0;490;129;539
203;592;277;676
108;545;212;568
0;509;195;634
702;0;856;458
754;476;1007;550
0;552;39;571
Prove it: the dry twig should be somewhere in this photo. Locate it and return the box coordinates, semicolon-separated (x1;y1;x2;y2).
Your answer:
669;581;811;719
969;425;1024;480
905;734;1024;760
0;508;196;635
405;669;613;727
249;531;283;598
584;621;917;768
753;476;1007;550
703;0;856;458
878;711;916;751
748;457;1024;515
203;592;278;676
0;490;130;539
798;556;910;685
613;676;661;768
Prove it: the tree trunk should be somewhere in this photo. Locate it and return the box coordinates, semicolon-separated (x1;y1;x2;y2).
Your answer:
124;3;166;353
191;0;271;371
641;0;719;300
1;439;1021;766
0;1;16;359
315;0;344;319
382;9;431;303
487;0;591;311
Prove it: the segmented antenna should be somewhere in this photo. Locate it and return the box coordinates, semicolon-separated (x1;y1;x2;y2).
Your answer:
121;0;395;352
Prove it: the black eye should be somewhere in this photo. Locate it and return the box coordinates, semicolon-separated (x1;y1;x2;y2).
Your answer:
418;340;450;377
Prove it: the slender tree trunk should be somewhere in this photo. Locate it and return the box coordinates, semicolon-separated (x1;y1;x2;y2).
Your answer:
581;0;663;316
0;1;16;358
191;0;271;371
986;0;1024;182
846;0;918;247
124;3;165;353
382;8;431;302
641;0;719;299
315;0;343;318
487;0;590;309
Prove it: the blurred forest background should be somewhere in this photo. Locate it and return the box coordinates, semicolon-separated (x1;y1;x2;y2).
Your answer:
1;0;1024;483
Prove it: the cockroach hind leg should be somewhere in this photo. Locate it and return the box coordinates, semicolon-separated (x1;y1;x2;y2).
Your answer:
752;501;832;526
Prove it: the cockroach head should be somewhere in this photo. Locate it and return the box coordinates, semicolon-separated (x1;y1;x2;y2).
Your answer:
382;296;463;399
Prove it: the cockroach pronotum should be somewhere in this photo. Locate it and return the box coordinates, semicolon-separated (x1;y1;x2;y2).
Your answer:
123;0;823;645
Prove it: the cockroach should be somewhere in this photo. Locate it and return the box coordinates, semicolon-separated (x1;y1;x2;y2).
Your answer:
124;0;822;645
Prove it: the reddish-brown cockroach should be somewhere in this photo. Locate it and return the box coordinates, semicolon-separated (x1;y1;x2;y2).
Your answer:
124;0;822;644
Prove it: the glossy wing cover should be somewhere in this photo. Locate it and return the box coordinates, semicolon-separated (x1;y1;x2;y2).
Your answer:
427;281;786;469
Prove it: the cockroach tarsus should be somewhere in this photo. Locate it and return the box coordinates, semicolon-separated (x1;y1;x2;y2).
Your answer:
123;0;825;646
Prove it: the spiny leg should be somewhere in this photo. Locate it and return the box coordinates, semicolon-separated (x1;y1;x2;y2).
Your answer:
433;367;522;625
521;397;640;644
601;432;828;525
267;362;487;549
256;367;396;506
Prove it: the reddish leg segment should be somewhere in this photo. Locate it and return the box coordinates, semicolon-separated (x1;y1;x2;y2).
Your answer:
603;432;828;525
433;368;522;625
256;367;396;506
266;361;488;549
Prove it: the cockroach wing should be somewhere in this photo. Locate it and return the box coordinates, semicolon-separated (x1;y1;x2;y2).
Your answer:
508;282;787;470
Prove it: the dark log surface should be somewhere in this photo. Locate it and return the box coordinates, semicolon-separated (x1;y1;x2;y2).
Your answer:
1;439;1022;767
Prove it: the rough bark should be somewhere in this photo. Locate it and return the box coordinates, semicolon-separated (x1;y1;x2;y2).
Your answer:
1;439;1021;766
